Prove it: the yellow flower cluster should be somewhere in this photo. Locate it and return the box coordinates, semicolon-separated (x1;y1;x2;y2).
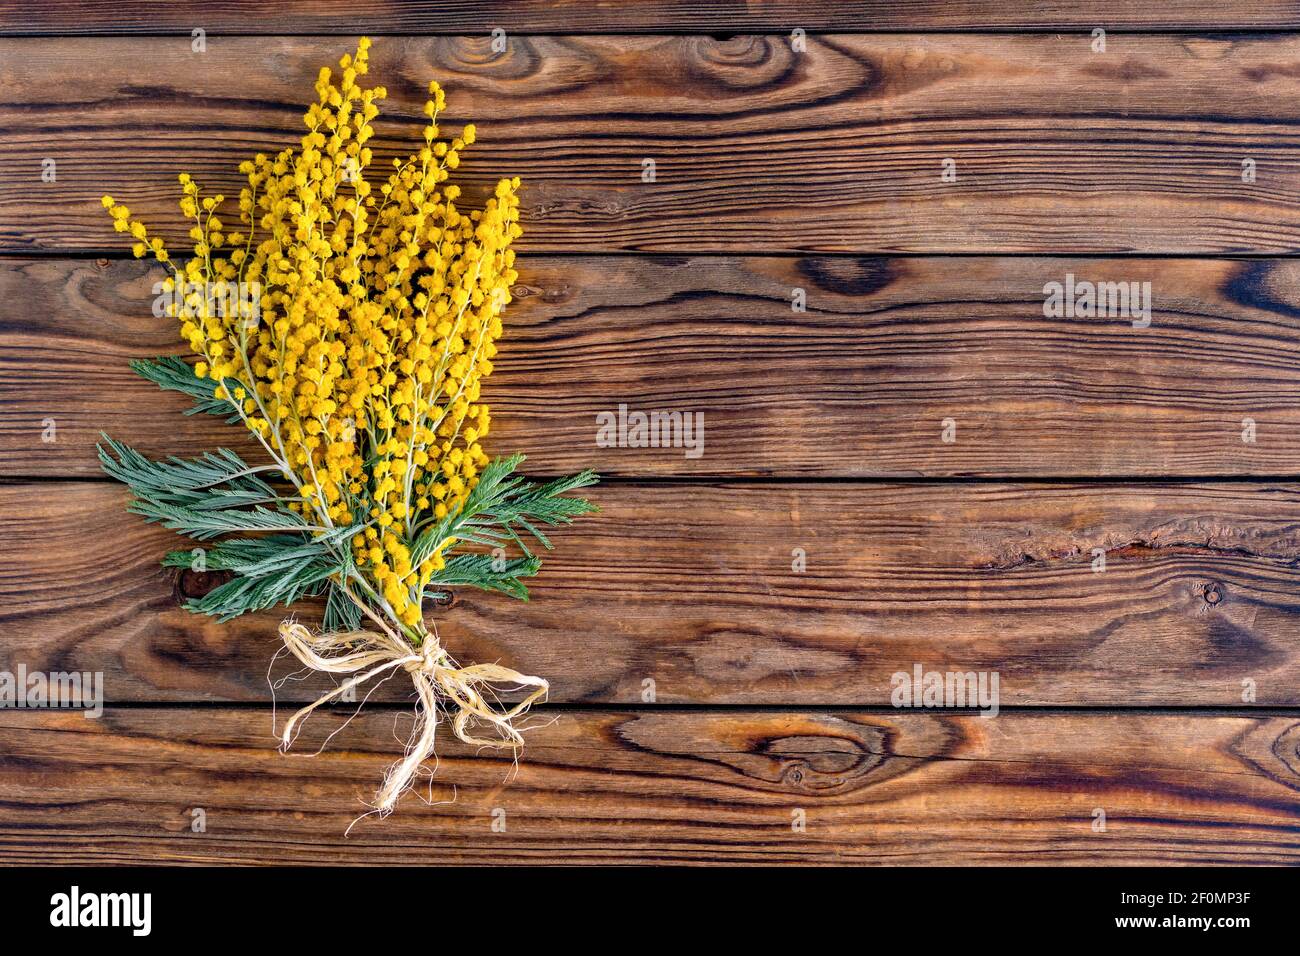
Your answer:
102;37;523;631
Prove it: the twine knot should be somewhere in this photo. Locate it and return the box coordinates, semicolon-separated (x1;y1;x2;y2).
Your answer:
275;619;547;814
404;639;444;675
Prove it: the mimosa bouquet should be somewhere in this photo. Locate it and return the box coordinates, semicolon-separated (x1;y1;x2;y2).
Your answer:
97;38;597;815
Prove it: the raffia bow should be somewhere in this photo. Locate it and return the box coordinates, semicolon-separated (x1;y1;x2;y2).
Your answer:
276;619;548;813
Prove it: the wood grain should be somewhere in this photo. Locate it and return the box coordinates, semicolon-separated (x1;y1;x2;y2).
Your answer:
1;707;1296;864
3;1;1298;35
6;480;1300;706
6;34;1300;253
8;255;1300;479
4;5;1299;871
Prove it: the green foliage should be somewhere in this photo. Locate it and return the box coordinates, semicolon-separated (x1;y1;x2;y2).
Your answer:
100;436;597;626
99;434;305;540
161;532;348;577
127;499;315;540
324;580;364;633
98;433;276;501
183;559;340;622
412;454;598;568
100;434;340;621
431;552;544;602
159;530;362;623
131;356;242;423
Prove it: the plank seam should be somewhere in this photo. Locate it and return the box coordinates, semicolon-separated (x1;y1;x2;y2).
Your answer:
7;475;1300;486
43;701;1300;715
11;249;1300;262
4;29;1300;39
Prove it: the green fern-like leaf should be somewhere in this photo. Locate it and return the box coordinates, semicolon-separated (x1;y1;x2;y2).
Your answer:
410;455;596;598
127;499;315;541
183;559;341;622
130;356;242;423
99;435;313;540
324;580;364;632
162;533;333;575
98;434;279;501
429;552;543;601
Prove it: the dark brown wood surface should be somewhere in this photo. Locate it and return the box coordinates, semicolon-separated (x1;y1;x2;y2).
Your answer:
7;255;1300;478
5;480;1299;706
2;708;1297;865
4;1;1300;35
2;5;1299;866
7;35;1300;254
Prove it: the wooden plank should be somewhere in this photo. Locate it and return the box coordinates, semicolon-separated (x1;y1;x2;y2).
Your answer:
6;35;1300;254
0;707;1296;864
3;1;1298;35
8;255;1300;479
6;480;1300;706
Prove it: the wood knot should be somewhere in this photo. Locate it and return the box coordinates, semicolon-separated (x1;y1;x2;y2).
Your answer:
797;257;896;297
176;568;233;600
1270;722;1300;786
426;589;456;609
763;731;888;792
617;715;919;797
1204;583;1224;606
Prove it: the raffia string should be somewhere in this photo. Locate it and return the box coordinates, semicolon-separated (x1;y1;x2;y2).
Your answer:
276;619;548;813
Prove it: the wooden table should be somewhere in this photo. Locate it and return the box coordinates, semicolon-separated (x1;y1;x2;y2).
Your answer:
2;1;1299;865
